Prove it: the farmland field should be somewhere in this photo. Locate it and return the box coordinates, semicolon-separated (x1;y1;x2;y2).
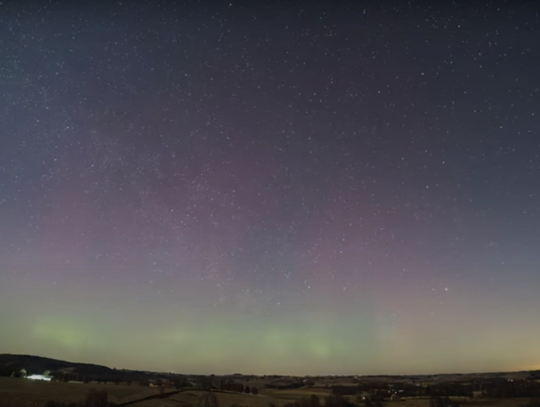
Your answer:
0;377;536;407
0;376;158;406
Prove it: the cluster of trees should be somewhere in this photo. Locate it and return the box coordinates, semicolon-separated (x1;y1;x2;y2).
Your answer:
480;379;540;398
51;371;189;389
217;378;259;395
330;384;400;400
426;383;473;398
0;366;14;377
333;379;540;401
197;377;258;395
55;372;82;382
55;372;132;385
330;382;473;399
265;381;305;390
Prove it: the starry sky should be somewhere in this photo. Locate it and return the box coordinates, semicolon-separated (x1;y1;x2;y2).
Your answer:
1;0;539;376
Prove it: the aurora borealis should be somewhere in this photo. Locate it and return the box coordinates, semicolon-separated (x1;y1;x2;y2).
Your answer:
1;1;540;376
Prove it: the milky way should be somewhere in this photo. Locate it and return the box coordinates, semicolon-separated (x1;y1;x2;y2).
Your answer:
1;1;539;375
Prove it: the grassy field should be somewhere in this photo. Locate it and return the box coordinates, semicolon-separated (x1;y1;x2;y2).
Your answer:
126;389;326;407
395;398;533;407
122;389;536;407
123;391;536;407
0;381;335;407
0;382;319;407
0;377;535;407
0;376;159;406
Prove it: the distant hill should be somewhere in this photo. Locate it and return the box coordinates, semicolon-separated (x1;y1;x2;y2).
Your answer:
2;353;540;385
0;353;194;385
0;354;116;379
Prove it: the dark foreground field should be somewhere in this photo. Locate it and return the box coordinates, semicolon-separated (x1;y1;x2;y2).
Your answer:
1;377;538;407
0;377;157;406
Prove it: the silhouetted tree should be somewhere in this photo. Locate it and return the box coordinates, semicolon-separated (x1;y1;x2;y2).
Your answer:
173;376;186;390
0;366;11;377
236;382;245;393
201;376;215;391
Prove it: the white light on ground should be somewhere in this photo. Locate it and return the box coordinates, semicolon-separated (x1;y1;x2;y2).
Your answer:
27;374;52;381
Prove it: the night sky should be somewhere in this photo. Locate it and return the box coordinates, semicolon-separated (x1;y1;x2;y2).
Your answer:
1;1;539;376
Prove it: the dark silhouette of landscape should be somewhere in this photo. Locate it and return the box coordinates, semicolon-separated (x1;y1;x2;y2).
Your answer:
1;354;540;407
